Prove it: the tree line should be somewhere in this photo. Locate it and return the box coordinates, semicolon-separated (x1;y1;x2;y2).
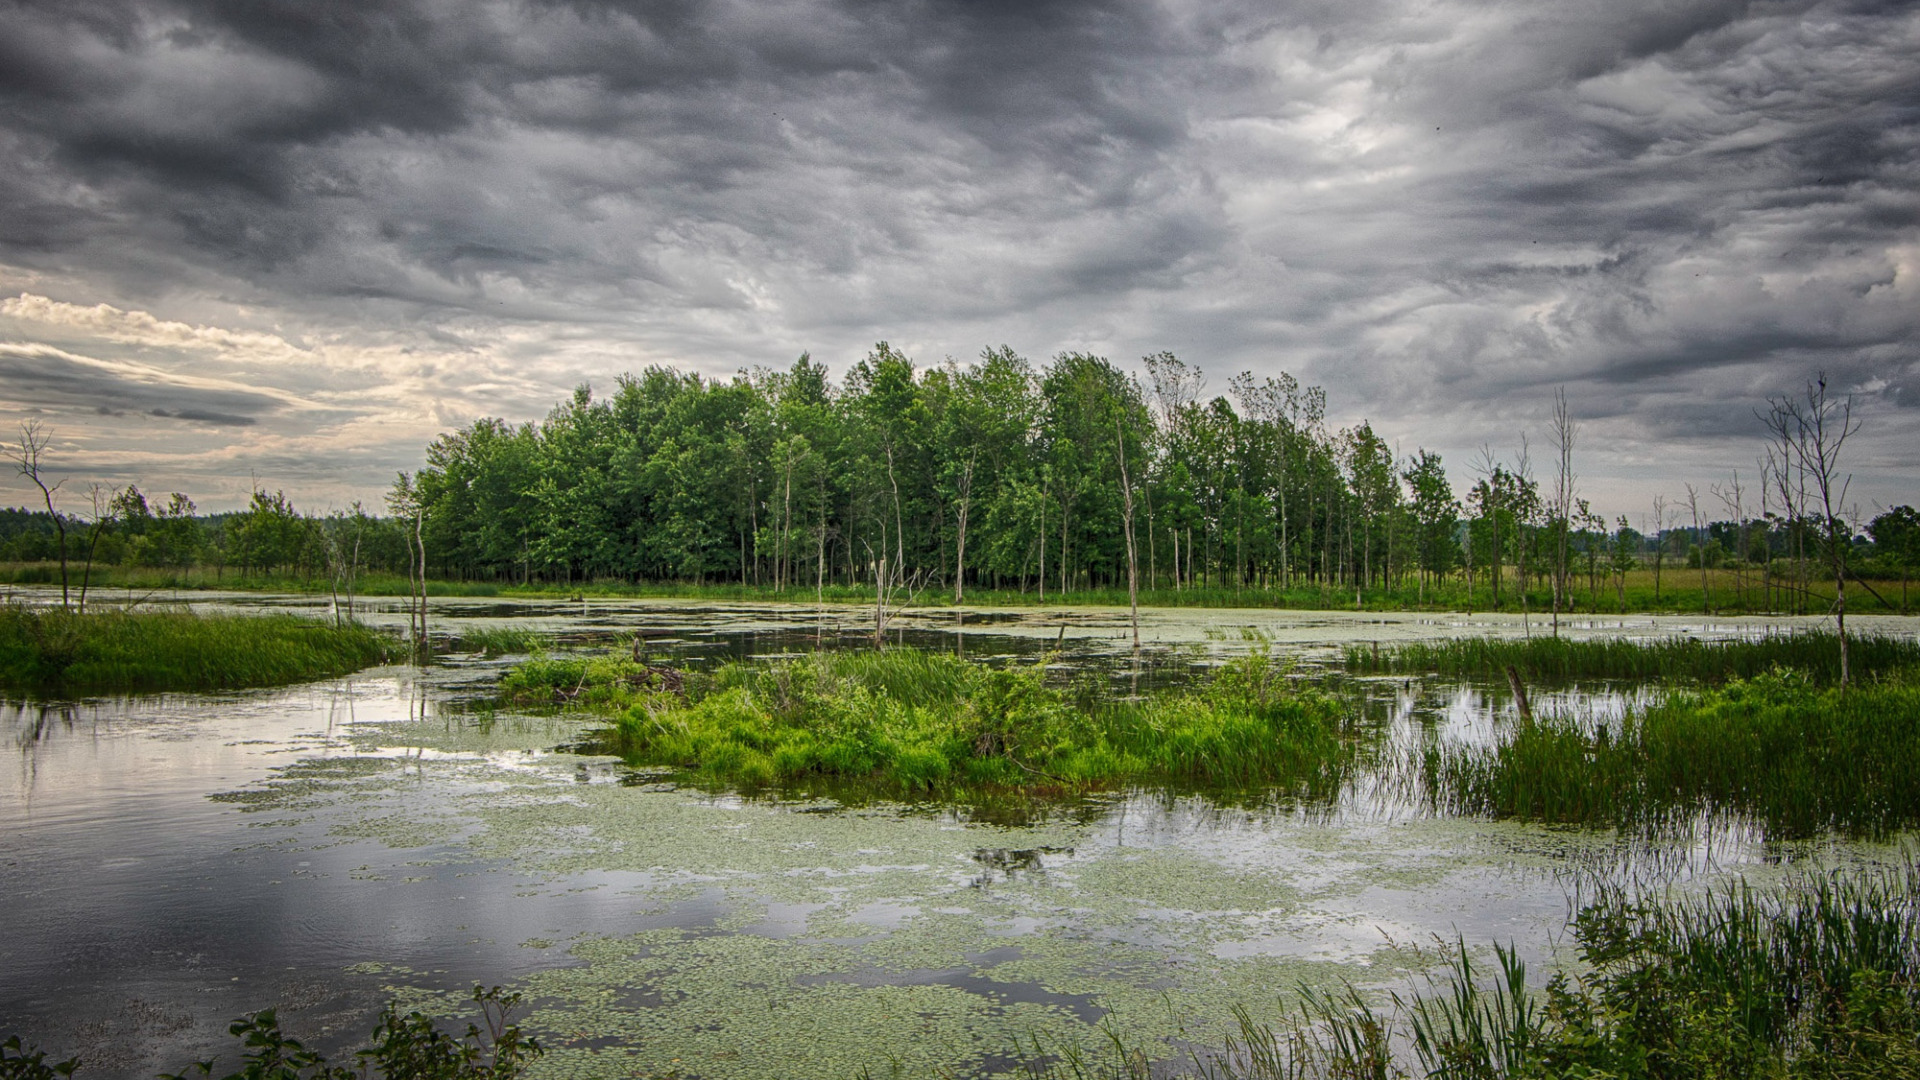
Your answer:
5;350;1915;618
392;347;1913;613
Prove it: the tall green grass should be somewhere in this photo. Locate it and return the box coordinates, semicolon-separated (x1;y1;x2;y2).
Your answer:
0;606;398;694
1007;860;1920;1079
1347;631;1920;685
451;625;552;658
1423;671;1920;836
509;647;1362;799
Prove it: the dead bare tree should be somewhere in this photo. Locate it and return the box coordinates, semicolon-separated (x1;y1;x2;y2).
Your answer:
1649;494;1670;603
1762;373;1861;684
952;450;976;605
1550;388;1577;636
77;483;123;614
867;545;927;649
387;473;428;655
1115;418;1140;649
1685;483;1709;615
1713;471;1747;610
7;421;69;609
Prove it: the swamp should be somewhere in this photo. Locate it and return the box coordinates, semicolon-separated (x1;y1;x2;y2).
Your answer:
2;589;1918;1078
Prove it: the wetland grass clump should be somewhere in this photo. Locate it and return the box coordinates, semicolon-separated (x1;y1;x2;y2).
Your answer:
538;647;1362;799
1015;861;1920;1079
450;625;552;658
1424;670;1920;836
0;605;398;694
1345;630;1920;685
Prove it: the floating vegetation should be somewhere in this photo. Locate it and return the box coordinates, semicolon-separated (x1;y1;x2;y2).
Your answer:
1344;629;1920;684
0;605;398;694
1423;670;1920;837
521;648;1366;801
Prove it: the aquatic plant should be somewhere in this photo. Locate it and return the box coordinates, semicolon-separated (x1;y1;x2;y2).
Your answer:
1422;670;1920;836
1345;630;1920;685
0;605;398;694
559;647;1361;799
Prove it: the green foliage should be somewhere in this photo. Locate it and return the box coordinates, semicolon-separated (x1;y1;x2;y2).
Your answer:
547;647;1358;799
1346;631;1920;685
145;986;540;1080
0;606;397;694
1423;671;1920;836
0;1037;77;1080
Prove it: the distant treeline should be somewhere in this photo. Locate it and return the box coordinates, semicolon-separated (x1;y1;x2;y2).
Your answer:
4;347;1915;607
0;495;415;580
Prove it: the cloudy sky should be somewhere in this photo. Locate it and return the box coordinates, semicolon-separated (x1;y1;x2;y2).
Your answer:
0;0;1915;518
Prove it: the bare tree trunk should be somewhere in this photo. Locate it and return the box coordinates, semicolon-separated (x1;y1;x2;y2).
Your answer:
9;423;69;610
1763;374;1859;685
1038;486;1046;604
1687;484;1710;615
953;453;975;605
1550;388;1576;637
1116;420;1140;649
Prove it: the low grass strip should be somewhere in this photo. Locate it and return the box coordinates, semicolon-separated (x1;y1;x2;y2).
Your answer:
1346;630;1920;684
0;605;398;694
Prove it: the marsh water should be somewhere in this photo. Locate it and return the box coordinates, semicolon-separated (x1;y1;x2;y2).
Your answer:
3;592;1914;1079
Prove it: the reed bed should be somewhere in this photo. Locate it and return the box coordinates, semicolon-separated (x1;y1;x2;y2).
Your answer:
502;647;1362;799
1345;630;1920;684
1423;671;1920;837
0;605;397;694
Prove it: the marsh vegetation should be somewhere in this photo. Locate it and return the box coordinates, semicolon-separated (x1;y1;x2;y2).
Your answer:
1016;859;1920;1080
1344;630;1920;685
0;605;397;694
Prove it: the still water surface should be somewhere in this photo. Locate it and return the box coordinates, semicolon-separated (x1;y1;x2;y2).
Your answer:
2;594;1908;1079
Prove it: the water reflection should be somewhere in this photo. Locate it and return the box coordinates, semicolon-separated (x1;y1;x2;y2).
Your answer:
2;593;1911;1079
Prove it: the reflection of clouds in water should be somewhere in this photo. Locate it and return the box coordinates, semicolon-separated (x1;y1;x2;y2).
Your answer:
3;595;1907;1078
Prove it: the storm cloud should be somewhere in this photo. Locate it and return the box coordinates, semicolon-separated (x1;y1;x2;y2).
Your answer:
0;0;1915;510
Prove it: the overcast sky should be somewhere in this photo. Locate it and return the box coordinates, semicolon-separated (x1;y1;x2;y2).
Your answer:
0;0;1915;519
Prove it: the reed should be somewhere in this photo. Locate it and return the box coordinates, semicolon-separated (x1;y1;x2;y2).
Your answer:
1423;670;1920;836
0;605;397;694
1346;630;1920;684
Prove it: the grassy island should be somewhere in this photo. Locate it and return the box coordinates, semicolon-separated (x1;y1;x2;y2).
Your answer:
0;606;399;694
501;647;1362;800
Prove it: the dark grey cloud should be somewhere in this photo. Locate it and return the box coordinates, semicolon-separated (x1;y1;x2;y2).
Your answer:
0;344;283;425
0;0;1914;509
